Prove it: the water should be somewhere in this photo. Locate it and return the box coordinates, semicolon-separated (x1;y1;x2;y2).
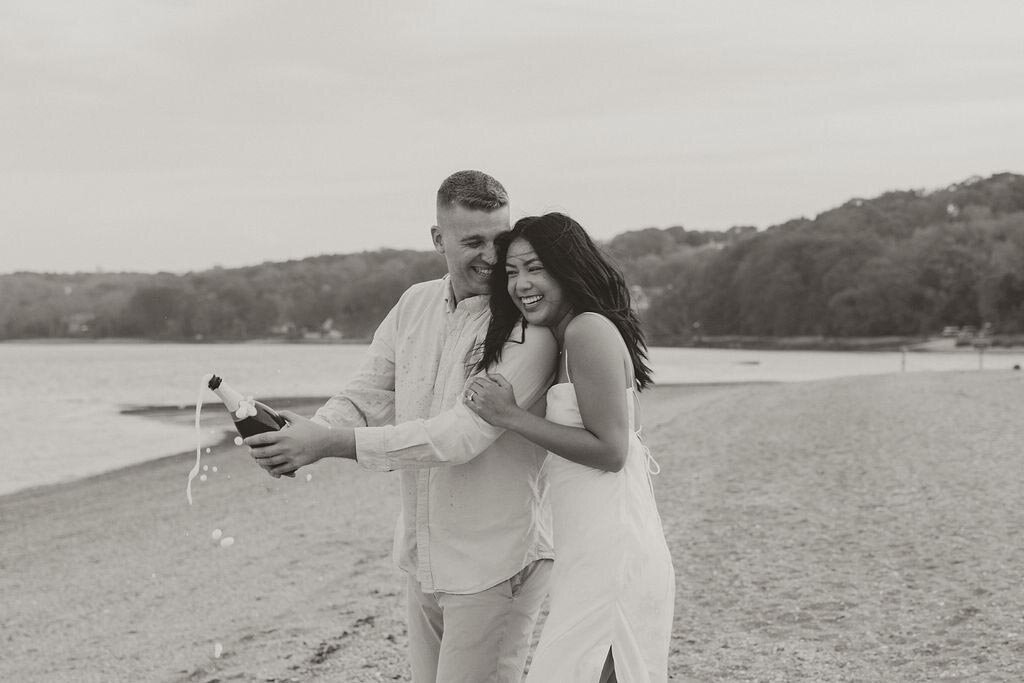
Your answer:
2;342;1021;496
1;343;369;496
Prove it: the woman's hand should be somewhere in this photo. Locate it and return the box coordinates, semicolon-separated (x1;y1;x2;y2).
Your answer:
463;373;519;429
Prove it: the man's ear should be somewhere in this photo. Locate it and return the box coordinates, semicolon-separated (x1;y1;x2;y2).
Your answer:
430;226;444;255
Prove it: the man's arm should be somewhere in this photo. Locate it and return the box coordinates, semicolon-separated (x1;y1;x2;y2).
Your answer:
246;320;556;477
311;304;398;429
242;297;400;475
352;323;557;471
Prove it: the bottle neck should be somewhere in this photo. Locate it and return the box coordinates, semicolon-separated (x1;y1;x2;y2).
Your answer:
210;380;245;412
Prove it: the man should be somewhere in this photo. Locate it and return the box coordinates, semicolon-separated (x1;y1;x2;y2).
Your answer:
244;170;557;682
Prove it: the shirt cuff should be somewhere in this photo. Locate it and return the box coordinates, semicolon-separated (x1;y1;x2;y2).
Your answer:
354;427;392;472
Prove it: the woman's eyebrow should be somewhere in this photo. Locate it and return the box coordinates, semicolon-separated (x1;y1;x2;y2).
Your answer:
506;255;541;266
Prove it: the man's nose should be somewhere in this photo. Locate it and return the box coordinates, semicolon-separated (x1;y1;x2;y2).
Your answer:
480;242;496;265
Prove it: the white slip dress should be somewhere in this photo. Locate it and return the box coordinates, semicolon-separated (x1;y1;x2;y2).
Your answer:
525;313;675;683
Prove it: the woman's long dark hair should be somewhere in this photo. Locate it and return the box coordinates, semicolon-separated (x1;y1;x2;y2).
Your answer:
476;213;653;389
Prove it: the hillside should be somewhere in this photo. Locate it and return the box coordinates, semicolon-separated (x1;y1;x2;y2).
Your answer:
2;173;1022;343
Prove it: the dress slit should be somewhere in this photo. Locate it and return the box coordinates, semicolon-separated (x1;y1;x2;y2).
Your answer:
599;646;616;683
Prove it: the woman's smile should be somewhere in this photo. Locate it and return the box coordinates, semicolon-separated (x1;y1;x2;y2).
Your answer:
519;294;544;310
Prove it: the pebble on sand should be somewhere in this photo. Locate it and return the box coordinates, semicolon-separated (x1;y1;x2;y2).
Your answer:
213;642;223;659
219;537;235;548
211;529;223;541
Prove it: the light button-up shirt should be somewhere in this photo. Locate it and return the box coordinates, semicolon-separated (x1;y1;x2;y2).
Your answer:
313;277;557;593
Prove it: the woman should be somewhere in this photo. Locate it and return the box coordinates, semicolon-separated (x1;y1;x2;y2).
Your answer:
463;213;675;682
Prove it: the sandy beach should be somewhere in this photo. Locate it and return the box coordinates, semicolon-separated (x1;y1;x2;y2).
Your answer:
2;371;1023;682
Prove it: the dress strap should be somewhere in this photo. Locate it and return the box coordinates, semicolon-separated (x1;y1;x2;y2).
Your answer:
634;423;665;529
634;423;662;477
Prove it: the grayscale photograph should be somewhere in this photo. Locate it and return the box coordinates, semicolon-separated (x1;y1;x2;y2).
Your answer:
2;1;1023;681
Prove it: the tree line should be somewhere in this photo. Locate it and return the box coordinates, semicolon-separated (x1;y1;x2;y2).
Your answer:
2;173;1022;345
613;173;1024;342
0;251;446;341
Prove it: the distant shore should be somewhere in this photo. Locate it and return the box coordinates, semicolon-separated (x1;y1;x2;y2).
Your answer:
4;334;1023;351
667;334;1024;352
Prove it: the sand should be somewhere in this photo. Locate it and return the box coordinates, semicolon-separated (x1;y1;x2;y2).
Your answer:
2;371;1023;682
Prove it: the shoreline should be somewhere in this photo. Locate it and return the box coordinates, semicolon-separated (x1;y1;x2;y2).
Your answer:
3;373;1024;680
6;359;1022;503
667;336;1024;352
1;385;755;503
0;396;334;504
5;335;1023;351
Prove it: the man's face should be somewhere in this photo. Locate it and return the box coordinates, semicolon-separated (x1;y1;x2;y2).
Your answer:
431;204;510;302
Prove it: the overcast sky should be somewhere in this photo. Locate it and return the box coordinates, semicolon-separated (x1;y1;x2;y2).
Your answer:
2;0;1022;274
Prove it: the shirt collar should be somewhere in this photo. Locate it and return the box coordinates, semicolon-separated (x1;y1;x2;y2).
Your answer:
440;275;526;341
441;275;489;315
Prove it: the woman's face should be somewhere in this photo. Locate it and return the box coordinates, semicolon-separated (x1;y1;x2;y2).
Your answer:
504;237;572;329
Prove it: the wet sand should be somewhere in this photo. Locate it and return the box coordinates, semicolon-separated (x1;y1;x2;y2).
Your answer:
2;372;1023;681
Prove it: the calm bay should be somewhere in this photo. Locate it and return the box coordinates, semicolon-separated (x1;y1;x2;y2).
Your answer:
2;341;1021;496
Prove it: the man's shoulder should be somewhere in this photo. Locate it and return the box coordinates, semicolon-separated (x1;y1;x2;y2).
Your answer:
395;278;447;306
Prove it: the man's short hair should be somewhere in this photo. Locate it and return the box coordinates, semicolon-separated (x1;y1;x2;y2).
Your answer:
436;170;509;212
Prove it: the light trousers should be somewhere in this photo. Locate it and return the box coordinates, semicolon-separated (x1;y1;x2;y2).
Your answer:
406;559;552;683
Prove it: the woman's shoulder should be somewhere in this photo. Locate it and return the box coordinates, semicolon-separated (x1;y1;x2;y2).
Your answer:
564;313;633;389
565;312;619;340
564;313;625;358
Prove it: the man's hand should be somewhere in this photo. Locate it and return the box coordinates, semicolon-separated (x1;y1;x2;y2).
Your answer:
463;374;521;429
243;410;345;478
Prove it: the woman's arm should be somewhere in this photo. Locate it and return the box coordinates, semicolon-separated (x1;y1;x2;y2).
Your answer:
465;315;630;472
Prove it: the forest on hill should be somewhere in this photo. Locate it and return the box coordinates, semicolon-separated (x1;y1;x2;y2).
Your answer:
2;173;1022;345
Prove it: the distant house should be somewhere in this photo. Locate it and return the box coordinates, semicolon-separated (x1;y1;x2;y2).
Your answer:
302;318;343;341
630;285;650;313
270;322;300;338
66;312;95;335
320;317;343;339
935;324;985;348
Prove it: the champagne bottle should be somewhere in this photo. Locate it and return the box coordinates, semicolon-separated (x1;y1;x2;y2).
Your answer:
207;374;287;437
